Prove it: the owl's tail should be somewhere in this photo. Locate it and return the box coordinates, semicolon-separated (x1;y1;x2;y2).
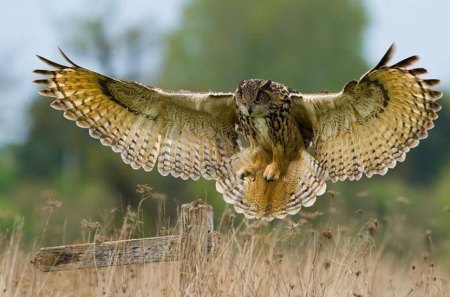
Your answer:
216;149;328;220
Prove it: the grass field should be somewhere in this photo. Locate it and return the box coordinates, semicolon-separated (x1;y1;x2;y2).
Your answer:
1;199;449;297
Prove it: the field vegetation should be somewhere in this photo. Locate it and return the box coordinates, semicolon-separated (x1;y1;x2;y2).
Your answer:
1;189;448;297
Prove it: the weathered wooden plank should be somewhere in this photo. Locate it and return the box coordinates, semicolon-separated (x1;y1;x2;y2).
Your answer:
32;235;179;272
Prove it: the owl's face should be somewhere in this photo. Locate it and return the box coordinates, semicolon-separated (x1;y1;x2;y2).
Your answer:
236;79;273;117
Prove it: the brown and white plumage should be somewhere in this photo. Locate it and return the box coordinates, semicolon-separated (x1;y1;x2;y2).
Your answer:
34;50;240;181
34;44;442;220
291;43;442;182
216;148;327;219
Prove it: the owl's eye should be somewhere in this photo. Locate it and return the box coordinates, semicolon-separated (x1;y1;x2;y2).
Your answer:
255;91;269;104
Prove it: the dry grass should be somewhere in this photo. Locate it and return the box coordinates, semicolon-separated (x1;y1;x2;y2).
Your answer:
1;220;448;296
0;192;449;297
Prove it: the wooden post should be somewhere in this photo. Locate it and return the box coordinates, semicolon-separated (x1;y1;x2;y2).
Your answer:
179;200;214;295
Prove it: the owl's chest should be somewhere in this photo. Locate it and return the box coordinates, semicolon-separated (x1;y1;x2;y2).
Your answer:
239;113;298;149
253;117;271;143
239;115;270;145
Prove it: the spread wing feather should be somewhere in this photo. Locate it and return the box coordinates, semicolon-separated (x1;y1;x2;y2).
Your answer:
291;44;442;182
34;50;240;180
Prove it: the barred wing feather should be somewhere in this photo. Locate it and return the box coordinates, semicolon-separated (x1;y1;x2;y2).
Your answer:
34;50;240;180
292;44;442;182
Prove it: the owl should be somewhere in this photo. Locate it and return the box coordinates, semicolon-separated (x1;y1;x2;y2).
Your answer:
34;44;441;220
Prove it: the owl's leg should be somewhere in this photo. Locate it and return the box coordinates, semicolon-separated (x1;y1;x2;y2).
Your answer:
237;147;265;180
263;144;283;182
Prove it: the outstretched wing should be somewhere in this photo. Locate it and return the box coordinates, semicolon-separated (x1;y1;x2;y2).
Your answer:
34;50;240;180
291;44;442;182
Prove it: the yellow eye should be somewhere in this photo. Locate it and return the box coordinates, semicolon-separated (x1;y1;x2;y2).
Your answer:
255;91;269;104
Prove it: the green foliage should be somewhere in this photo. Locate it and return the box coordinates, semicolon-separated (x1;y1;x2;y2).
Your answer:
0;146;18;192
159;0;368;92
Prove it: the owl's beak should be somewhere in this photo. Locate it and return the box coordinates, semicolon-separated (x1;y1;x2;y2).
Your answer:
247;106;253;115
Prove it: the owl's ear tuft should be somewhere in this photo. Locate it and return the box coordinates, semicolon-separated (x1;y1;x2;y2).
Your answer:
237;80;245;95
261;79;272;90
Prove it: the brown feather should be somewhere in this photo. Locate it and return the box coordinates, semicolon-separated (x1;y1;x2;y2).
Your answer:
216;149;327;220
374;43;396;69
293;45;441;182
34;52;240;181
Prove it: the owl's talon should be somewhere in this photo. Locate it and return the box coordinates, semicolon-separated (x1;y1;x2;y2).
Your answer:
263;162;280;182
237;168;255;181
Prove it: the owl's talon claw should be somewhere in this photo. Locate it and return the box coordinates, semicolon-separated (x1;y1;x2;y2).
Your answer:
237;168;255;181
263;162;280;182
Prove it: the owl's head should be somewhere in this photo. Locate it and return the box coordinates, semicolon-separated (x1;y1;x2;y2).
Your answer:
235;79;288;117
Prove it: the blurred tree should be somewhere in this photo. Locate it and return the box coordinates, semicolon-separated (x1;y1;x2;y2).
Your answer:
159;0;368;92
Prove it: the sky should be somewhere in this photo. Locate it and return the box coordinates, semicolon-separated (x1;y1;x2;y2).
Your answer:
0;0;448;145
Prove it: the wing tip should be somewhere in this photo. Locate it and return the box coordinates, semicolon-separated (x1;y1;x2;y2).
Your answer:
33;69;54;76
374;42;396;69
38;89;55;97
409;68;428;76
392;55;420;69
35;48;80;69
36;54;66;69
32;79;49;85
58;47;81;68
